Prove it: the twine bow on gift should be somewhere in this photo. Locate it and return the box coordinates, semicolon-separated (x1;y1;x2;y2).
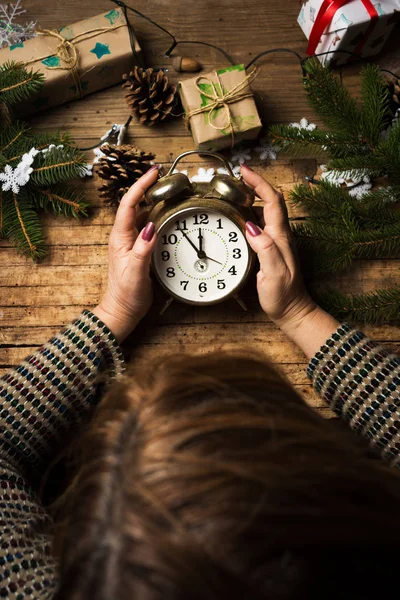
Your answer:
23;23;127;98
185;67;259;148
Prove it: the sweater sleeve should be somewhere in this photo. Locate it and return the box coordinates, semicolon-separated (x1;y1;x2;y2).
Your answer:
307;323;400;467
0;310;125;598
0;309;125;483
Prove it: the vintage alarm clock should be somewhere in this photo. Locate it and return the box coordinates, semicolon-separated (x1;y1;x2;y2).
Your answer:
144;150;257;309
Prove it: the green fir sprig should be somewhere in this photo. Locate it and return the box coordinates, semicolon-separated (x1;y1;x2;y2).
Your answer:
0;61;89;260
270;60;400;323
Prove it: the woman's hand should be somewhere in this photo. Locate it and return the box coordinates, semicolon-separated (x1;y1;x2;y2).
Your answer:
93;166;159;344
241;165;339;359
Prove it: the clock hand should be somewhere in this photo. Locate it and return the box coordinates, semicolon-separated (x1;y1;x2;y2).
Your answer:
198;228;204;253
177;227;205;258
197;229;222;265
204;255;223;266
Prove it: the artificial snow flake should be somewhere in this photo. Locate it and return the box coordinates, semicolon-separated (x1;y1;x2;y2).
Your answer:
191;167;215;183
230;145;252;164
217;164;241;178
289;118;316;131
172;168;189;177
0;1;36;49
254;139;277;161
0;146;39;193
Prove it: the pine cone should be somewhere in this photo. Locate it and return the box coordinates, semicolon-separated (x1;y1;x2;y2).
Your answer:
389;78;400;106
122;67;177;126
97;144;156;205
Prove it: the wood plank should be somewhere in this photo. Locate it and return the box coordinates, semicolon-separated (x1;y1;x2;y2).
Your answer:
2;0;399;427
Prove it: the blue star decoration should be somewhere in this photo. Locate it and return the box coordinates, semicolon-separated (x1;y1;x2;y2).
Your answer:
42;56;61;68
32;96;50;110
69;81;89;95
104;9;120;25
90;42;111;60
10;42;24;51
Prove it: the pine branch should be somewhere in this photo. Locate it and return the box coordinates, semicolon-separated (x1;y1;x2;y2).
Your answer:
313;286;400;324
269;125;363;158
0;61;44;106
290;183;400;229
2;189;47;259
376;120;400;184
0;189;3;238
32;185;90;218
302;59;362;139
360;64;391;147
30;146;88;186
326;154;386;179
0;120;30;155
293;220;400;274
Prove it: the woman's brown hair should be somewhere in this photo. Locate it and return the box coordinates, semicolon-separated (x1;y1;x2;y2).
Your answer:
54;350;400;599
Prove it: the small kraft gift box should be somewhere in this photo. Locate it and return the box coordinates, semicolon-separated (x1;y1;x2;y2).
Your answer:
179;64;263;151
0;7;143;114
298;0;400;66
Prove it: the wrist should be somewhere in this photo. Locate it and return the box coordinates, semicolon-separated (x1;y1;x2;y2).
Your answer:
275;303;340;360
92;303;139;344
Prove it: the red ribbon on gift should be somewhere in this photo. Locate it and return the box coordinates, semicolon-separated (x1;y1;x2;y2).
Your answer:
306;0;379;57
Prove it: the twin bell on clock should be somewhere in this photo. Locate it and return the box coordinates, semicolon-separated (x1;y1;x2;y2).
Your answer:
144;150;257;310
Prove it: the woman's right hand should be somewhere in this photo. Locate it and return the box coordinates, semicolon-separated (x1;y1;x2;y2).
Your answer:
241;165;339;359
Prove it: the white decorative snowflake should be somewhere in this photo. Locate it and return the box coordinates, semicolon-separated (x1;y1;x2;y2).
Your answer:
0;1;36;48
289;118;317;131
217;164;241;178
254;139;277;161
230;145;252;164
172;168;189;177
191;167;215;183
0;146;39;193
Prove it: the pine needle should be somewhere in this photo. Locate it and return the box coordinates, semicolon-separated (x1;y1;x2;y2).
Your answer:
0;61;44;106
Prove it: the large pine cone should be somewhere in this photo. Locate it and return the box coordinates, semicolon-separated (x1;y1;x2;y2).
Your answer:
97;144;156;205
389;78;400;106
122;66;177;126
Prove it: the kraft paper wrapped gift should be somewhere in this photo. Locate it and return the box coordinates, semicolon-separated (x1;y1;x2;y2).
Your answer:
0;7;142;114
179;64;262;151
298;0;400;66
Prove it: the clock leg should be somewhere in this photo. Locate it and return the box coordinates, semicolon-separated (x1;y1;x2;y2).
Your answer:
233;294;248;312
159;296;175;315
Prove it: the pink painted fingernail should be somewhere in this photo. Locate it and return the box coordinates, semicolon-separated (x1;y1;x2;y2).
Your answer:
147;164;160;173
241;164;253;172
142;222;155;241
245;221;262;237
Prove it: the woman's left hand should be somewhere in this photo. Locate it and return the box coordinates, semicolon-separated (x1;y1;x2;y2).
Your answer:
93;166;159;343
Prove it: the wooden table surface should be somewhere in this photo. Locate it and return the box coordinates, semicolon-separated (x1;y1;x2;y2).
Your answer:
1;0;400;417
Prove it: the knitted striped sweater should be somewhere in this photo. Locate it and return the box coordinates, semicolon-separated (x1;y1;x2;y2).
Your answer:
0;311;399;598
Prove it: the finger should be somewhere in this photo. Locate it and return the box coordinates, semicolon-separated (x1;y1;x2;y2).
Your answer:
245;221;285;274
112;166;159;240
241;165;290;237
253;206;265;228
127;221;157;279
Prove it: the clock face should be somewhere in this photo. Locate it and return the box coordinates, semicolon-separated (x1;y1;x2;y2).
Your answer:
153;207;251;305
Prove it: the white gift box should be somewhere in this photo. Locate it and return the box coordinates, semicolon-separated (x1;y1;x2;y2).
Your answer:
298;0;400;66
